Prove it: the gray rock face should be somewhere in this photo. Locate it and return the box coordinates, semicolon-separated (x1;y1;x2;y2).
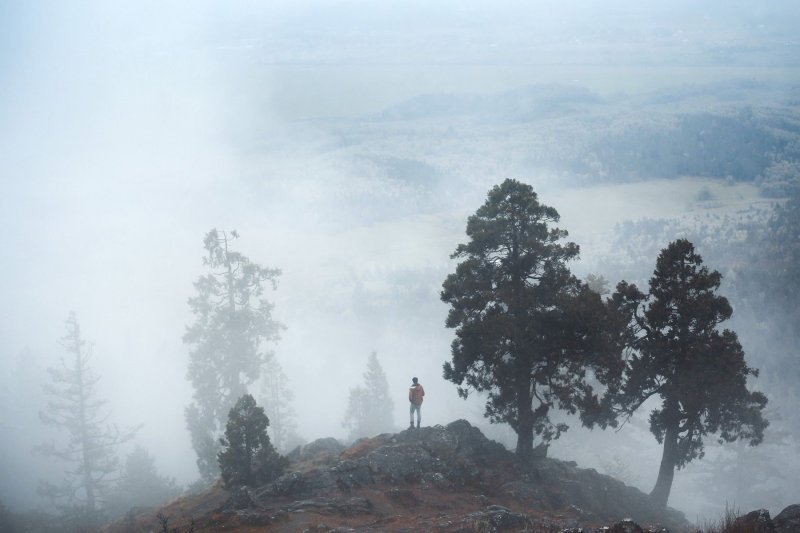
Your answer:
734;509;775;533
518;456;686;529
221;420;690;531
773;505;800;533
263;420;512;500
288;437;346;465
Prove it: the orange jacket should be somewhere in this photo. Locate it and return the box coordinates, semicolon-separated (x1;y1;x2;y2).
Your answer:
409;384;425;405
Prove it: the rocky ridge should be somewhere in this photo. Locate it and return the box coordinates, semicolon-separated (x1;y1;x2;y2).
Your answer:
106;420;720;532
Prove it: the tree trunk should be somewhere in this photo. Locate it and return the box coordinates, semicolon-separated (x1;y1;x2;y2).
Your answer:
515;415;533;463
650;422;678;507
515;375;534;463
75;346;96;522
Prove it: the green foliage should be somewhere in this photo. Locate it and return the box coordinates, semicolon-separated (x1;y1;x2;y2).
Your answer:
218;394;288;488
342;351;395;440
441;179;623;461
105;446;180;519
569;109;800;188
35;313;136;529
184;229;284;482
611;239;768;506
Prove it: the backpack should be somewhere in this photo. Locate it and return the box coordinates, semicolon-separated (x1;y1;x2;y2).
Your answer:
409;384;425;405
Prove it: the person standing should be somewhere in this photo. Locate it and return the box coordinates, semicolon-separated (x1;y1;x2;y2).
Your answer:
408;377;425;429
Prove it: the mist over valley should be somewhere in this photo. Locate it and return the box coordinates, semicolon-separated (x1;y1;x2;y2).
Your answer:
1;1;799;529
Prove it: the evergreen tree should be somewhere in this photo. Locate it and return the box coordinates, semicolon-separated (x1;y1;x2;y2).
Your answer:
105;446;180;519
342;351;395;440
258;357;300;453
611;239;768;507
217;394;288;487
36;313;136;529
184;229;284;483
441;179;623;462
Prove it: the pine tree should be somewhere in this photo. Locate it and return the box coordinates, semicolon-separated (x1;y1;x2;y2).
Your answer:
184;229;284;483
611;239;768;507
342;351;395;440
217;394;288;487
441;179;623;462
36;313;136;529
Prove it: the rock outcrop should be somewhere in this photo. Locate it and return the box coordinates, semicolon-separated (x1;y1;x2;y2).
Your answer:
728;505;800;533
775;504;800;533
733;509;775;533
229;420;687;531
107;420;717;532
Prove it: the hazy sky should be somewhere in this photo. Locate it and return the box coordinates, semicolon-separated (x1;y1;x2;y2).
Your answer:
1;0;799;515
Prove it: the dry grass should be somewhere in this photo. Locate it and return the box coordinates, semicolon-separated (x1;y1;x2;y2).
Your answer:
693;503;775;533
695;503;740;533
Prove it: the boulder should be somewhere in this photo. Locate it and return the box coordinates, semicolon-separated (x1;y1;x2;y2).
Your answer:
774;505;800;533
462;505;533;532
734;509;775;533
288;438;346;466
608;518;644;533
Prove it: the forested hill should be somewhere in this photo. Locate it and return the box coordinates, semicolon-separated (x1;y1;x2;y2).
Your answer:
303;81;800;197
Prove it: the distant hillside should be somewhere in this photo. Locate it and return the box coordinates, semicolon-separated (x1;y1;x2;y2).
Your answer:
372;85;603;122
104;420;689;532
313;81;800;198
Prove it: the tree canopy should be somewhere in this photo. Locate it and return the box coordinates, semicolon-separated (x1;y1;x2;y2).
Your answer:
441;179;622;462
611;239;768;507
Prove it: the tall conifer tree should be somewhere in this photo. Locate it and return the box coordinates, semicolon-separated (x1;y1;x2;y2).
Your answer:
184;229;283;482
343;351;395;440
441;179;622;462
37;313;136;529
611;239;768;507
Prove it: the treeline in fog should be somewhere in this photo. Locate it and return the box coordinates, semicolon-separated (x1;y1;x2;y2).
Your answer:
3;181;798;530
